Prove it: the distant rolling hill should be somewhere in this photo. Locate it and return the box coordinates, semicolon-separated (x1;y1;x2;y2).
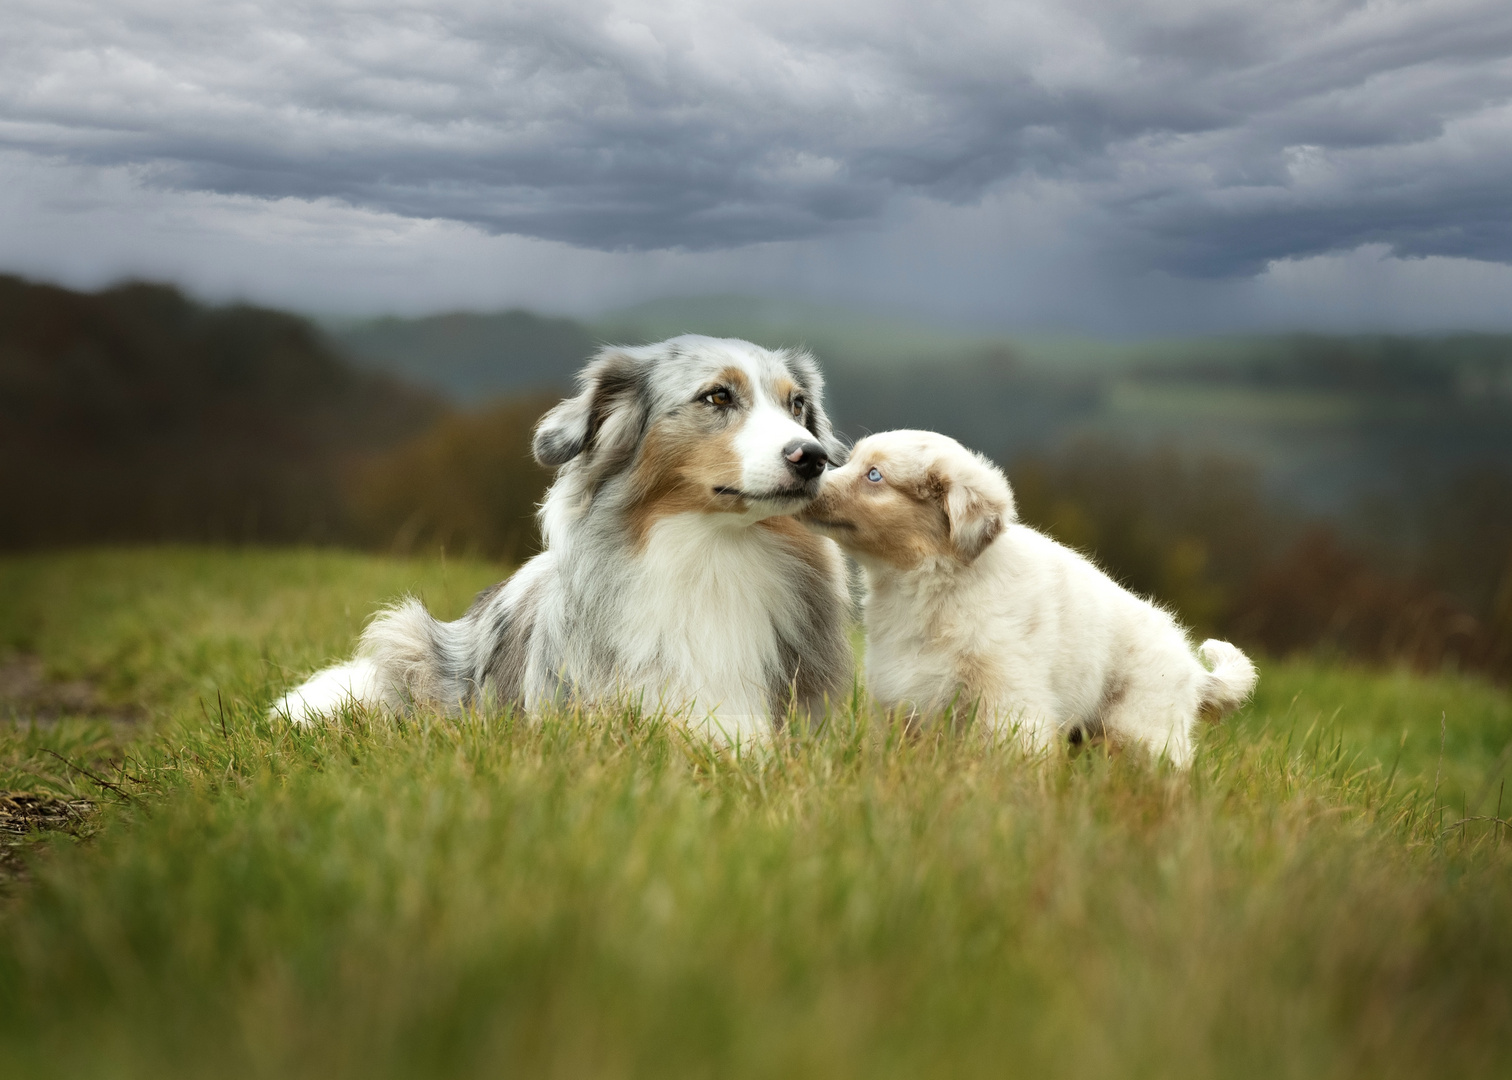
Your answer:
11;270;1507;542
329;294;1512;515
0;275;444;548
324;309;597;399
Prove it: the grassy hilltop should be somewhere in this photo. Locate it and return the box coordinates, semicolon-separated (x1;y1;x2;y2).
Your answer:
2;548;1510;1079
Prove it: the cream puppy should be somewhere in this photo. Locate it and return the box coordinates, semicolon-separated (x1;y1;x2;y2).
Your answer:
801;430;1256;767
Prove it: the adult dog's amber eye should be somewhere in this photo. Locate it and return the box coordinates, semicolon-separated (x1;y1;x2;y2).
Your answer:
790;396;805;418
867;467;883;483
702;388;733;407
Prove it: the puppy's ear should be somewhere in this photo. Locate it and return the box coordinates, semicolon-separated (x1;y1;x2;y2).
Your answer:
533;348;647;470
939;451;1015;563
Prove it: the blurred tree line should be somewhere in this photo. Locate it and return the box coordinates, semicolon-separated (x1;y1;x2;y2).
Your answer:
0;275;550;564
1012;444;1512;681
3;275;1509;681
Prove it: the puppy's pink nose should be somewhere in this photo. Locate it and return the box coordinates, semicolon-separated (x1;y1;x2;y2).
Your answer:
786;448;804;463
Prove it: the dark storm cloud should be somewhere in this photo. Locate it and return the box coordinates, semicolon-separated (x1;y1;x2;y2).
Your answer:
4;0;1511;273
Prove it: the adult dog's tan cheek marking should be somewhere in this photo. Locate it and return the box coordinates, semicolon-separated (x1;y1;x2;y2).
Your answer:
626;420;744;548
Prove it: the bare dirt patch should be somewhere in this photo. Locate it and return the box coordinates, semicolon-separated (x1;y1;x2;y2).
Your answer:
0;654;141;726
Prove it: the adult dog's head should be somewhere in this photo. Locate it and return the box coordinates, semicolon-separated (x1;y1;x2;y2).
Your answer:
533;336;846;542
800;430;1015;571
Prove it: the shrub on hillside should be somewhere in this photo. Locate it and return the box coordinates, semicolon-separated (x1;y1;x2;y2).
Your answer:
1228;528;1508;676
345;396;556;565
1010;440;1284;636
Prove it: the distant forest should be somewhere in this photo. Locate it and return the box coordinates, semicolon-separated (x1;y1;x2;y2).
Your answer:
4;275;1510;680
1;276;440;549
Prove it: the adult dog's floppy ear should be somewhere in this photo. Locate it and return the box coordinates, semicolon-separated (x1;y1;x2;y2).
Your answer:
533;393;592;467
820;429;851;468
939;450;1016;563
533;348;646;469
784;347;848;466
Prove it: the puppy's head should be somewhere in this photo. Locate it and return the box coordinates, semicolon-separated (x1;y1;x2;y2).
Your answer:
533;335;846;540
800;430;1014;570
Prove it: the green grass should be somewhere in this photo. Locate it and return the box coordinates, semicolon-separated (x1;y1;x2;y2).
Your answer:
1;548;1510;1079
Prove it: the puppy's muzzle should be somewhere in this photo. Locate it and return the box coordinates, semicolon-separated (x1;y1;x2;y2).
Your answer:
783;439;829;482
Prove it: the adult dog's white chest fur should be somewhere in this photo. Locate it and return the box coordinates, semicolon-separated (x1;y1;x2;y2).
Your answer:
608;513;814;737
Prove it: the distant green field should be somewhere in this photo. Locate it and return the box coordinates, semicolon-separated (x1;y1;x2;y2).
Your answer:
1104;381;1367;425
2;548;1509;1079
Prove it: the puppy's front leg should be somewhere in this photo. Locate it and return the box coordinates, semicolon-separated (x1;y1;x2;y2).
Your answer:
988;707;1061;757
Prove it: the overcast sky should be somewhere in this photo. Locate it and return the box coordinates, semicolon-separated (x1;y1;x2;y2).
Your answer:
4;0;1512;334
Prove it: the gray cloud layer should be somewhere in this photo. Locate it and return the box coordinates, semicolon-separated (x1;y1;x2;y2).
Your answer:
4;0;1512;276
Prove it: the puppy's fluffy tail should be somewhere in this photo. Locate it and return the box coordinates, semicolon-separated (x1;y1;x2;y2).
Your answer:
1196;639;1257;720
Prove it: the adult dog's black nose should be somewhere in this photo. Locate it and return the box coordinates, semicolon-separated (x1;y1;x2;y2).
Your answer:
783;439;829;481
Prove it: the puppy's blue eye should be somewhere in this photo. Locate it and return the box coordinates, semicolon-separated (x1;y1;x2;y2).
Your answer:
867;467;882;483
